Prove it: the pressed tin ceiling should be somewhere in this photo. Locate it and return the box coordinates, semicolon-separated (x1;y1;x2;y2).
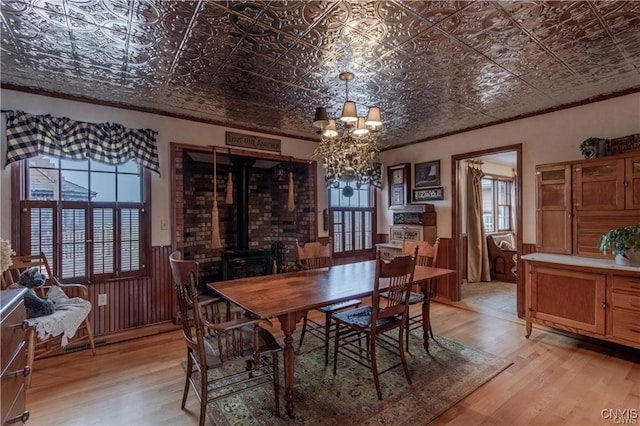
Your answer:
1;1;639;150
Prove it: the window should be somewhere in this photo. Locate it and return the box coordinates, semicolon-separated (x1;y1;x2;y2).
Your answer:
481;175;513;233
328;180;376;257
18;155;149;282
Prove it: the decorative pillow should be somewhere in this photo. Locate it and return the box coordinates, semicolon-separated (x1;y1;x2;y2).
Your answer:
498;240;513;250
491;233;515;250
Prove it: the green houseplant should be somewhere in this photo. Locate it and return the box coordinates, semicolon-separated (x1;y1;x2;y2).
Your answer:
598;224;640;266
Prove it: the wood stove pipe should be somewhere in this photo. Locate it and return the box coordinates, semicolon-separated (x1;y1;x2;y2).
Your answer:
231;157;255;250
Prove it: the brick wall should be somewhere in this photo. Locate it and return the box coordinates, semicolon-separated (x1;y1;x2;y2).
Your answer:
174;147;317;288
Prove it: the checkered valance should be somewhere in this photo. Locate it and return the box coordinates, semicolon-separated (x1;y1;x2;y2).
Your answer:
4;110;160;174
369;163;382;188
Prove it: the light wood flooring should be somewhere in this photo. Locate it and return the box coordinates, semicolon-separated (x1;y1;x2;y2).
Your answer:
26;301;639;425
460;280;517;316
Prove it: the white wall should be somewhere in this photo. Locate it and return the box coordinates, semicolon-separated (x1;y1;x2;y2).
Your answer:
379;92;640;244
0;89;325;245
2;90;639;247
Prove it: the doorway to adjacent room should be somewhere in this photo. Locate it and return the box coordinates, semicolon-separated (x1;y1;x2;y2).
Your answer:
451;145;523;317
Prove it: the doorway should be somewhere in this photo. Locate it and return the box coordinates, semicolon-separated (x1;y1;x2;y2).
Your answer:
450;144;523;318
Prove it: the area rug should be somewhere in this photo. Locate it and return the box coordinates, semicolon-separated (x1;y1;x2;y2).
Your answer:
204;330;512;425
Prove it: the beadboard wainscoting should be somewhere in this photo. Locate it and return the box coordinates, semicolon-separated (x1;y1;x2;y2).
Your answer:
58;245;177;354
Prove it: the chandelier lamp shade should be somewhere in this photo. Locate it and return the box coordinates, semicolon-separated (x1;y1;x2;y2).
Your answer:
312;72;383;188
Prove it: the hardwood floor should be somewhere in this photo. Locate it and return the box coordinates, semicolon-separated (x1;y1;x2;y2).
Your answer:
26;302;639;425
460;279;517;316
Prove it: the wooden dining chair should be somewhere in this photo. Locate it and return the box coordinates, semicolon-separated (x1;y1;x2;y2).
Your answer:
169;251;281;425
332;249;418;400
380;239;440;352
295;239;361;366
1;252;96;386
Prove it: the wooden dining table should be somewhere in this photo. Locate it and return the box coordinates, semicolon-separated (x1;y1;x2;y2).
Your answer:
208;259;455;417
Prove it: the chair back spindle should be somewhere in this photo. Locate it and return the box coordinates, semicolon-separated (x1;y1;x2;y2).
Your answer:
295;239;332;270
371;249;418;324
402;239;439;267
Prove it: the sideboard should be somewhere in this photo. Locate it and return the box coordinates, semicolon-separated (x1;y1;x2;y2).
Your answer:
522;253;640;350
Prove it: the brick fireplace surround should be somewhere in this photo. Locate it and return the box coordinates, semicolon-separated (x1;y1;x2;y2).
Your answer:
173;146;318;291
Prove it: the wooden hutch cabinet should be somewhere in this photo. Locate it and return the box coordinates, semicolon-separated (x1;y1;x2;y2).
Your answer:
535;152;640;257
528;151;640;350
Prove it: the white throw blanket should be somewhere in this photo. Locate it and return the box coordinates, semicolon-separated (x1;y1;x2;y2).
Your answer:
28;286;92;347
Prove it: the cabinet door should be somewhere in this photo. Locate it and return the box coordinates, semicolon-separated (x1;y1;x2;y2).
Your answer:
528;266;606;335
625;155;640;209
536;165;572;254
574;158;625;210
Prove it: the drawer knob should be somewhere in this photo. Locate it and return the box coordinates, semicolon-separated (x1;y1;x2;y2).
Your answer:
7;365;30;378
6;411;29;424
9;320;29;330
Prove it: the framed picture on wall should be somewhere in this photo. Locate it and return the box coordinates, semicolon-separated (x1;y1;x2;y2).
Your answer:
388;163;411;207
391;185;405;206
412;186;444;202
414;160;440;187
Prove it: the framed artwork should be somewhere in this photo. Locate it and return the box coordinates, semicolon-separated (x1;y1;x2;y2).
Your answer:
388;163;411;207
391;185;405;206
412;186;444;203
414;160;440;187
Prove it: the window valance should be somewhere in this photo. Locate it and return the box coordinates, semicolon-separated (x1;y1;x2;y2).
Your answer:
3;110;160;174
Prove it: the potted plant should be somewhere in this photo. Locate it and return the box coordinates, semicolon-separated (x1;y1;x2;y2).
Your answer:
598;224;640;266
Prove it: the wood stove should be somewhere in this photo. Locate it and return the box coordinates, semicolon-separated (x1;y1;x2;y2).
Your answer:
221;157;274;280
222;249;272;280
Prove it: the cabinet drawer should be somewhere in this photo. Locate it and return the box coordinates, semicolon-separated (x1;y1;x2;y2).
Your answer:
1;343;28;425
611;308;640;342
611;276;640;293
0;304;27;373
612;292;640;311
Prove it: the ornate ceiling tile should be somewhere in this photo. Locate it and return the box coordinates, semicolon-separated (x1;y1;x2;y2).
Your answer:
1;0;639;148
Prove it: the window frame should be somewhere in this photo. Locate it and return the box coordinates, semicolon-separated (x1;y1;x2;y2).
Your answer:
11;160;151;283
481;174;513;234
328;180;377;258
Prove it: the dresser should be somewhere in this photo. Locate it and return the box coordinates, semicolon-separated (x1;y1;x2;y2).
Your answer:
1;288;30;425
376;210;437;259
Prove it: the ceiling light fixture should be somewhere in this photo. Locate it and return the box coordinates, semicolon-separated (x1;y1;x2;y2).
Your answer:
312;72;382;188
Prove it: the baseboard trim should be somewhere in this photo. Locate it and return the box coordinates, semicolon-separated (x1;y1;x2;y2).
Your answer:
37;322;181;359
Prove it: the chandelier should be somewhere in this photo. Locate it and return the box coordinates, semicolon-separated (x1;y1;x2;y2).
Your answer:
311;72;382;188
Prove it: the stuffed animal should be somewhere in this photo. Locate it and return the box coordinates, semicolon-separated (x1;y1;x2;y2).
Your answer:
18;266;55;319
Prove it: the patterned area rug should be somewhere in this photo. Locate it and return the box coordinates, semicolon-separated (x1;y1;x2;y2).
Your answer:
205;330;512;425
